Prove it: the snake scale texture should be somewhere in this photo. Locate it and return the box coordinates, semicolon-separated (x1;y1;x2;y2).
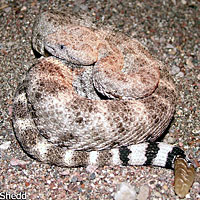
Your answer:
12;10;195;198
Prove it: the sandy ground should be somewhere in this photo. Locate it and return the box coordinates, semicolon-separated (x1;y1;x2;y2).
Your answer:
0;0;199;199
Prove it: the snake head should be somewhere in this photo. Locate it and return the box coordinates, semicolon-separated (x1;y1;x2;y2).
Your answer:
44;27;98;65
44;40;67;59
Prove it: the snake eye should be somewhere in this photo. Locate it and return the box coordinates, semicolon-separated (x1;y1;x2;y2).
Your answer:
60;44;65;50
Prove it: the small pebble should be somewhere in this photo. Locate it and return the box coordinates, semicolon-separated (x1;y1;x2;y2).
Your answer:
186;58;194;69
168;49;176;55
86;164;98;173
137;185;150;200
171;65;180;75
163;184;168;191
181;0;187;5
89;172;96;180
60;169;70;176
0;141;11;150
114;182;136;200
10;158;29;167
154;191;162;198
21;6;27;11
166;44;175;49
176;71;184;78
71;176;78;183
4;6;11;13
167;136;176;144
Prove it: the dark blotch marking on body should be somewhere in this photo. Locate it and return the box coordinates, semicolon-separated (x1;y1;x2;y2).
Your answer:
144;142;160;166
119;146;131;166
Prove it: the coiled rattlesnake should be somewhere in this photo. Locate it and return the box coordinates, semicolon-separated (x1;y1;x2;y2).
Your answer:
12;10;195;198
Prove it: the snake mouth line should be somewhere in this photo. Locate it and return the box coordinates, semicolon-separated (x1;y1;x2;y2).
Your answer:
44;45;96;68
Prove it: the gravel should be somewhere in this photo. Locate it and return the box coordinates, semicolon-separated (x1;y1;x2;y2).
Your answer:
0;0;199;199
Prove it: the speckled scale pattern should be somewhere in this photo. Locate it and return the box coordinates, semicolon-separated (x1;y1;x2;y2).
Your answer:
32;10;98;56
12;10;196;198
13;9;177;164
18;56;175;151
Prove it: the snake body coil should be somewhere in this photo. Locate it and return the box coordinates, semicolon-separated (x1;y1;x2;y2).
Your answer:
12;10;195;198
